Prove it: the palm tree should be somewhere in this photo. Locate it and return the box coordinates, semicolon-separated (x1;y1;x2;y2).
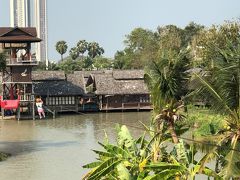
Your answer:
193;38;240;179
87;42;104;59
77;40;88;59
55;41;68;61
144;49;191;144
69;47;79;60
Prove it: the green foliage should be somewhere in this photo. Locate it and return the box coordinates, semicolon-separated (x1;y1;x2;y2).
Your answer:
194;21;240;68
77;40;88;55
191;36;240;179
93;56;112;70
69;47;79;60
83;124;221;179
117;125;135;150
57;57;83;73
55;40;68;61
0;152;11;161
186;106;225;136
87;42;104;59
113;50;133;69
144;49;191;113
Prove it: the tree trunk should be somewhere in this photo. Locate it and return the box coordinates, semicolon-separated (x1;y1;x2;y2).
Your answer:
169;120;179;144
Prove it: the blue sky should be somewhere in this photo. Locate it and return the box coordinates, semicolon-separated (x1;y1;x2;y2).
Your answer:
0;0;240;61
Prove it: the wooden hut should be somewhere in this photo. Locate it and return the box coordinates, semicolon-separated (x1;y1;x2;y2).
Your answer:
70;71;107;112
86;70;152;111
32;71;85;113
0;27;41;120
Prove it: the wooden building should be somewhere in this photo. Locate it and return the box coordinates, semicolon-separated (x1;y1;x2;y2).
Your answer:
86;70;152;111
32;71;85;113
68;71;100;112
33;70;152;113
0;27;41;120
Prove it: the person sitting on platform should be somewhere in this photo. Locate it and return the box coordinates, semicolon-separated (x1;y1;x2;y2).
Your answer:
36;98;45;119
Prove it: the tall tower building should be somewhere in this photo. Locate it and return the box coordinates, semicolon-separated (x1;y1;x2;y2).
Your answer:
10;0;48;68
34;0;48;68
10;0;31;27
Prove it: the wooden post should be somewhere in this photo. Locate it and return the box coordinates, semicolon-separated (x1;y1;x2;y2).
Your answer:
32;85;35;120
1;108;4;120
17;106;20;121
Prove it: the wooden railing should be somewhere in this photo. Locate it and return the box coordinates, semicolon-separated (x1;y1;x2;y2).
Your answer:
20;94;34;102
101;102;152;111
6;58;38;65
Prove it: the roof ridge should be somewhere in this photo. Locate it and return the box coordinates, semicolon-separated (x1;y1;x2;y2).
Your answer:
0;27;35;37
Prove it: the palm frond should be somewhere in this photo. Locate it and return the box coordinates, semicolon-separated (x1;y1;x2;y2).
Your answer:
194;73;238;124
220;134;240;179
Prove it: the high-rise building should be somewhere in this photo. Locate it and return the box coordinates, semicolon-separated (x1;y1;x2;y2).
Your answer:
10;0;48;68
34;0;48;68
10;0;31;27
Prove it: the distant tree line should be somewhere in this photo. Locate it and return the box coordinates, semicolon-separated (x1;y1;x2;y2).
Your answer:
34;20;240;73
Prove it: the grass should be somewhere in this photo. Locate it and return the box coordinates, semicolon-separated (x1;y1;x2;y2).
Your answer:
184;105;225;137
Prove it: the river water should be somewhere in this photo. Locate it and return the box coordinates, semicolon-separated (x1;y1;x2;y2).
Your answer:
0;112;151;180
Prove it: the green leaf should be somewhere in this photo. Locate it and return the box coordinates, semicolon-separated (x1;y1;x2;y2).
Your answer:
88;157;121;180
92;149;114;158
220;135;240;179
98;142;130;159
116;163;131;180
143;169;182;180
145;162;186;172
82;161;102;169
193;165;223;180
117;125;135;150
174;139;189;165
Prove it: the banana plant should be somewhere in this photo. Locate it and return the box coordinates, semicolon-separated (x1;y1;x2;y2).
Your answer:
82;124;170;179
82;124;221;180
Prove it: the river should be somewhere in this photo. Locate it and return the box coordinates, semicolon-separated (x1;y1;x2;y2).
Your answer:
0;112;151;180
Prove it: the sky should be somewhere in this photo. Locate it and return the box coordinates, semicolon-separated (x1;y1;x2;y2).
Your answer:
0;0;240;62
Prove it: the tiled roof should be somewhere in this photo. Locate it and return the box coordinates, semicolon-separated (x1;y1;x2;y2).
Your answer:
0;27;41;42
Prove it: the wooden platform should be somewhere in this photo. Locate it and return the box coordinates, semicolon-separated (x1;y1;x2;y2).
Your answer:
0;115;16;120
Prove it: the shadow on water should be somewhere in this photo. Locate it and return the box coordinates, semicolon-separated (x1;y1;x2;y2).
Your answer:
0;140;79;156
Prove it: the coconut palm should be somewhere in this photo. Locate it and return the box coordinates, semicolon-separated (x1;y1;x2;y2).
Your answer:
69;47;79;60
193;38;240;179
144;49;191;143
55;41;68;61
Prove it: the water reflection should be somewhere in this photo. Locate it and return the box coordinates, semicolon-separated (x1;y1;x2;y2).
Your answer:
0;112;151;180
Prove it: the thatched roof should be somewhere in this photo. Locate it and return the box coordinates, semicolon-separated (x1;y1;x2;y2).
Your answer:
92;71;149;95
74;70;109;78
113;70;144;80
32;71;84;96
34;80;84;96
32;71;65;81
67;73;86;92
